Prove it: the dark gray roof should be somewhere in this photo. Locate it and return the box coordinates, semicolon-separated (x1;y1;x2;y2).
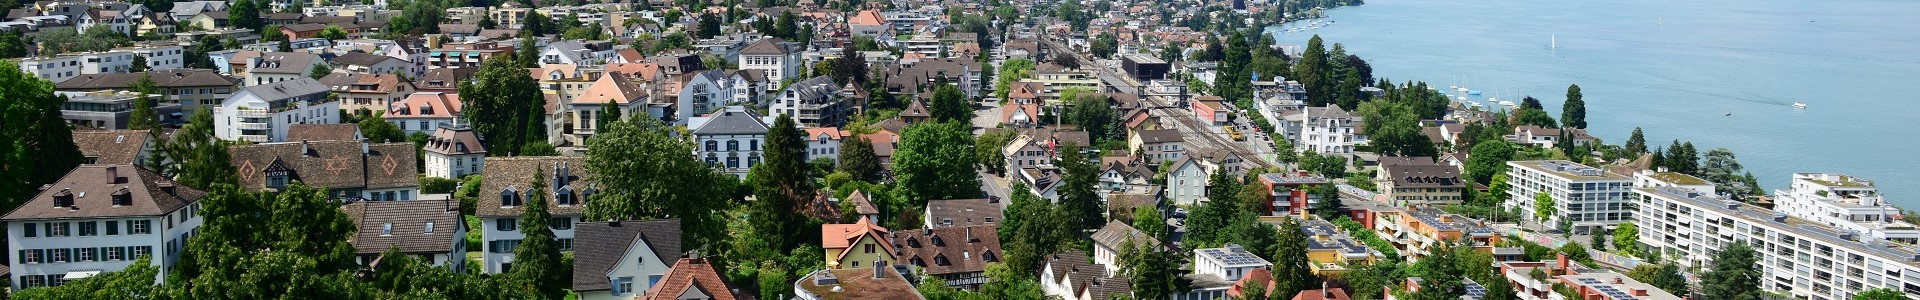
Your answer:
240;77;331;100
72;130;149;165
342;200;462;255
250;52;322;75
56;69;239;90
331;52;401;67
2;165;204;220
571;219;683;291
691;107;769;135
782;76;839;103
1134;129;1183;143
739;37;796;55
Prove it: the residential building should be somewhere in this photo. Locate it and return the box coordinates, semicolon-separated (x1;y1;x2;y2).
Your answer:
1090;221;1158;275
1003;134;1049;175
20;55;83;83
1194;244;1271;281
572;219;683;300
226;140;420;200
638;256;744;300
341;200;465;269
689;106;770;178
53;90;177;129
1555;271;1685;300
318;73;414;113
559;72;650;145
71;130;154;165
737;38;801;90
845;191;881;224
4;165;201;290
1630;169;1715;195
1772;173;1920;243
427;41;509;69
1505;160;1633;234
1506;125;1593;149
1026;69;1101;104
1371;207;1502;261
1253;173;1331;216
1192;96;1229;125
822;218;895;270
792;266;925;300
883;58;981;100
1299;218;1382;275
212;78;337;143
1292;288;1353;300
802;127;846;163
55;69;240;112
1166;157;1210;205
772;76;857;127
848;10;889;36
283;124;362;142
1041;252;1131;300
112;44;185;70
1377;163;1466;206
242;52;322;86
386;92;462;135
1129;129;1186;164
923;198;1001;229
1498;257;1683;300
421;126;486;179
892;225;1002;290
330;52;409;75
1120;54;1170;81
1298;104;1364;155
477;157;593;274
1633;187;1920;300
675;70;736;124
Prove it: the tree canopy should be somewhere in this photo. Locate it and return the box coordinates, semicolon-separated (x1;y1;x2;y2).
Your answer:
461;57;548;154
890;122;980;206
584;119;734;250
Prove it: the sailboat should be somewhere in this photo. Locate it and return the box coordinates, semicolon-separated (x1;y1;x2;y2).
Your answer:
1551;34;1557;50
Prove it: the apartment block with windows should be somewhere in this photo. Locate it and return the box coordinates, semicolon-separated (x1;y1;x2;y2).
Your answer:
1504;160;1633;235
1635;186;1920;300
1772;173;1920;244
3;165;204;290
477;157;593;274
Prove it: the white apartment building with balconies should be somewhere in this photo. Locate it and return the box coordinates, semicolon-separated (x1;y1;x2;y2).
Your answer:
213;78;338;143
1297;104;1365;155
1505;160;1633;235
1634;186;1920;300
1772;173;1920;244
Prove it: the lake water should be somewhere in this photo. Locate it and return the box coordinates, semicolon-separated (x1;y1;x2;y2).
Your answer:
1264;0;1920;208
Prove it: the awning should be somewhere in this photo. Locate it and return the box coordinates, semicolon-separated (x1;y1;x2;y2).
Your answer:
64;270;101;279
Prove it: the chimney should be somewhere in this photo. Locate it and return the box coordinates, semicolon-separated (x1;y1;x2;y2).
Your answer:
1556;253;1570;271
1613;277;1624;284
1322;280;1331;298
107;165;125;184
300;140;312;156
361;141;370;155
872;261;886;279
965;227;976;243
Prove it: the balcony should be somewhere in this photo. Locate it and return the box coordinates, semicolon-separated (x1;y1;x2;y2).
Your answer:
234;122;268;130
238;134;269;143
236;108;268;117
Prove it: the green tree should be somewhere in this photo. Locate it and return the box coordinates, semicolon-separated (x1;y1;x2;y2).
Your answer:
1465;141;1515;184
230;0;263;30
1120;239;1186;299
358;113;407;143
13;256;161;298
167;107;235;188
1589;228;1609;251
127;74;161;130
1057;147;1103;230
318;25;348;41
973;129;1017;174
309;64;332;79
1513;107;1558;128
1409;243;1466;299
748;115;815;251
1700;148;1759;200
1311;184;1342;220
0;30;28;58
0;67;82;216
1090;32;1117;59
584;119;733;251
516;36;540;68
166;183;360;298
128;55;149;72
1293;35;1332;107
509;170;568;299
1625;127;1648;154
1852;288;1904;300
1216;31;1252;106
596;99;623;130
1533;193;1556;223
1357;100;1436;157
1270;218;1317;297
462;57;546;154
837;135;883;181
1069;95;1118;142
890;121;980;206
1613;222;1640;255
1626;263;1689;296
697;13;722;39
832;46;869;86
1562;84;1585;128
930;83;971;123
1701;241;1762;300
1131;206;1166;239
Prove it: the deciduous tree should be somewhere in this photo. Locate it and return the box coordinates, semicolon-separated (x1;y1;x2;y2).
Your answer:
890;121;980;206
461;57;546;154
584;119;733;250
930;84;971;123
837;135;883;181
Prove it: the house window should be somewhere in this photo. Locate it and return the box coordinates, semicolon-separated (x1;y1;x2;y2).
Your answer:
130;220;150;234
381;223;392;235
613;277;634;295
727;157;739;168
705;141;717;151
107;247;125;261
727;140;739;151
550;217;572;230
78;221;96;236
497;218;517;231
424;222;435;233
23;223;35;238
864;244;875;253
49;222;70;237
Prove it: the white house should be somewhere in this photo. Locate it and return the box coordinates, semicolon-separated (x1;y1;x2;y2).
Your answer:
1298;104;1364;155
803;127;847;163
1089;221;1156;276
331;52;410;75
1166;157;1210;205
386;92;462;135
19;55;84;83
736;38;801;91
772;76;855;127
422;126;487;179
570;219;682;300
539;41;596;66
1771;173;1920;243
478;157;593;274
1002;135;1048;176
4;165;202;290
1129;129;1185;164
111;44;185;70
213;78;337;143
79;52;137;76
1635;187;1920;300
675;69;736;123
689;106;771;178
1504;160;1632;235
1192;244;1270;282
243;52;322;86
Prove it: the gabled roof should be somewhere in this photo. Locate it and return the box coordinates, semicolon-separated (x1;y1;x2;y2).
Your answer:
900;99;931;118
71;130;149;165
249;52;321;75
1043;252;1098;286
388;92;462;120
572;219;683;292
341;200;462;255
475;157;593;217
690;107;770;135
849;10;886;26
332;52;403;67
1090;220;1160;250
925;198;1001;228
892;225;1002;276
739;37;796;55
822;218;894;261
227;141;419;191
845;190;879;215
640;257;741;300
422;126;485;155
286;124;362;142
2;165;204;220
239;77;331;100
572;73;649;105
1134;129;1183;143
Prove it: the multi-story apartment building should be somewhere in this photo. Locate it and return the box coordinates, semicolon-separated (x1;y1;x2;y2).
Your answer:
1505;160;1633;234
422;126;486;179
19;55;84;83
1772;173;1920;244
386;92;461;135
242;52;322;86
772;76;856;127
1301;218;1383;275
737;38;801;90
1128;129;1185;164
1297;104;1365;155
1026;70;1101;104
56;70;241;111
477;157;591;274
1377;163;1466;206
1371;207;1502;261
690;106;770;178
213;78;337;143
675;69;736;123
1252;173;1330;216
427;41;509;69
1193;244;1271;281
4;165;203;290
319;73;415;113
53;90;176;129
1635;186;1920;300
112;44;185;70
803;127;847;163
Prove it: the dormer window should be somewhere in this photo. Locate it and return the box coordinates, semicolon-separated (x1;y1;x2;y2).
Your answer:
111;188;132;206
931;235;945;247
934;254;949;266
424;222;435;233
556;186;574;205
500;187;520;207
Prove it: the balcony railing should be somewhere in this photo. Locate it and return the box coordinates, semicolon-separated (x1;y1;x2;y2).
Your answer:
236;109;268;117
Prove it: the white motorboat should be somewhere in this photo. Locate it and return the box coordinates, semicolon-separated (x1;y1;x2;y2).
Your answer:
1793;101;1807;109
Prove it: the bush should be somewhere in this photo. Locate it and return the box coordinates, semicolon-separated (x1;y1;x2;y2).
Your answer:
421;176;459;194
